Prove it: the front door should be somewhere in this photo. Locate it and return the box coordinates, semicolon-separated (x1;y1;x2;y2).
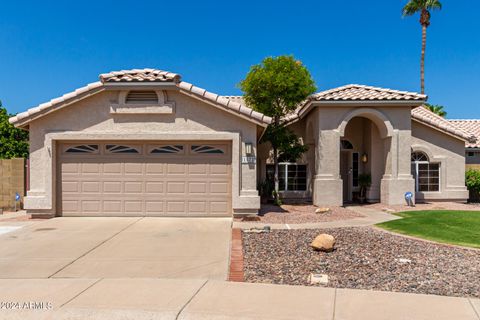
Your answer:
340;151;350;203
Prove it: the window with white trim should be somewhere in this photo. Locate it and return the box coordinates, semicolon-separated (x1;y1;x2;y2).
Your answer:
266;163;307;191
65;145;99;154
411;151;440;192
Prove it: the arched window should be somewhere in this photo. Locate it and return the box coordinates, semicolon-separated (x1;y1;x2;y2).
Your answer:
340;140;354;150
411;151;439;192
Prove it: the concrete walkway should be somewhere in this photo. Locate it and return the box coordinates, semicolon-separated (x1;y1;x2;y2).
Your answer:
233;205;401;230
0;278;478;320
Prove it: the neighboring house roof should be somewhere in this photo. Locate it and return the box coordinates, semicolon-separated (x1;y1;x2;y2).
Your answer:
411;106;477;143
310;84;427;101
448;119;480;148
9;69;272;127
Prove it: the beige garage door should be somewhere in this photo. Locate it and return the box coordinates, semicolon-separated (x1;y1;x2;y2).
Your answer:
57;142;232;216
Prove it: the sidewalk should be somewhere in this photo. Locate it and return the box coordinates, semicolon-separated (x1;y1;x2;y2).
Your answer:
233;205;401;230
0;278;478;320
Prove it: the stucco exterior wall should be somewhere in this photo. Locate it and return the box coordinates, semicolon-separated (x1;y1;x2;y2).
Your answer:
411;121;469;201
26;89;261;215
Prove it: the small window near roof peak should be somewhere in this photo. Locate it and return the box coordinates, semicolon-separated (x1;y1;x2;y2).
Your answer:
126;91;158;104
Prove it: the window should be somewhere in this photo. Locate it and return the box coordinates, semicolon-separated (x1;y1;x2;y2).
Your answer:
468;151;475;157
266;163;307;191
65;145;98;154
411;151;440;192
352;153;359;187
150;145;184;154
191;145;224;154
341;140;354;150
106;145;140;154
126;91;158;104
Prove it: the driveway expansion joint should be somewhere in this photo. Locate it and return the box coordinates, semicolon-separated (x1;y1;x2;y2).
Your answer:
47;217;144;278
469;298;480;320
59;278;103;308
175;279;208;320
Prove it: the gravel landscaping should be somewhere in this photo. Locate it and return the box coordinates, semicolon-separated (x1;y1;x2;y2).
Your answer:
365;201;480;213
235;204;364;224
243;227;480;298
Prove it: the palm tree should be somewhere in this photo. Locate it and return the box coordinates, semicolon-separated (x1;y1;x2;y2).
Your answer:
403;0;442;94
425;103;447;117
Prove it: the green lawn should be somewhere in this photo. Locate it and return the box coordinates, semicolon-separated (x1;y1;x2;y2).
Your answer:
376;210;480;249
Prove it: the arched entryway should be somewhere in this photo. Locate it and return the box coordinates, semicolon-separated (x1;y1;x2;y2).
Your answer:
338;109;394;204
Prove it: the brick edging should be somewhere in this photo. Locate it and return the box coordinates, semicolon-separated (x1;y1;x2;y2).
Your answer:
228;228;244;282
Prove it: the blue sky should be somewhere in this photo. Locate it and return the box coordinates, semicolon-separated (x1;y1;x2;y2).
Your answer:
1;0;479;118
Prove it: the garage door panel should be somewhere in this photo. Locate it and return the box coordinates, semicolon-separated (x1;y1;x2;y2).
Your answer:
188;182;207;194
124;182;143;194
103;181;122;193
167;182;186;194
59;141;232;216
124;201;143;213
189;201;207;214
167;163;187;175
82;181;101;193
124;163;143;174
103;200;122;213
210;182;229;194
62;181;79;193
167;201;186;213
145;163;164;175
81;163;101;174
145;201;164;213
103;163;122;174
145;182;164;193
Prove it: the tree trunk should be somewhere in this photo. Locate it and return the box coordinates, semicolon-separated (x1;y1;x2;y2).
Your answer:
420;24;427;94
273;116;280;203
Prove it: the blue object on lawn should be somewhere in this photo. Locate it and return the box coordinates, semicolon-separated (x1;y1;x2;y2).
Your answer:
405;192;413;200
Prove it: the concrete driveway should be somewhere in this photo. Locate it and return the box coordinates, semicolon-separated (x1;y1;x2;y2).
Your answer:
0;217;231;279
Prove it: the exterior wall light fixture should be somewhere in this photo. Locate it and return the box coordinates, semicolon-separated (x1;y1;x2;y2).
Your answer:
245;143;253;155
361;153;368;163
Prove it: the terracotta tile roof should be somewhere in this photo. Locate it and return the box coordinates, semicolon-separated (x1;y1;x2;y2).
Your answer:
411;106;477;143
178;86;271;125
10;69;271;127
100;68;181;83
311;84;427;101
449;119;480;148
9;81;104;125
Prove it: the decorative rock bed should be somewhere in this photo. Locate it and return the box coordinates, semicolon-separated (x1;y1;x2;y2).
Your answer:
235;204;363;224
243;227;480;298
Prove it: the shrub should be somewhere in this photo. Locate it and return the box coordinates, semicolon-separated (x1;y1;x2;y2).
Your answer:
466;169;480;202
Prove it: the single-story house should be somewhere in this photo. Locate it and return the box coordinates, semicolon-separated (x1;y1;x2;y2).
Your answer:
449;120;480;168
10;69;477;218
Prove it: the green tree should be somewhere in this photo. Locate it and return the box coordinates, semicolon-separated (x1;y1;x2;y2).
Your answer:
0;101;29;159
239;56;316;202
403;0;442;94
425;103;447;117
